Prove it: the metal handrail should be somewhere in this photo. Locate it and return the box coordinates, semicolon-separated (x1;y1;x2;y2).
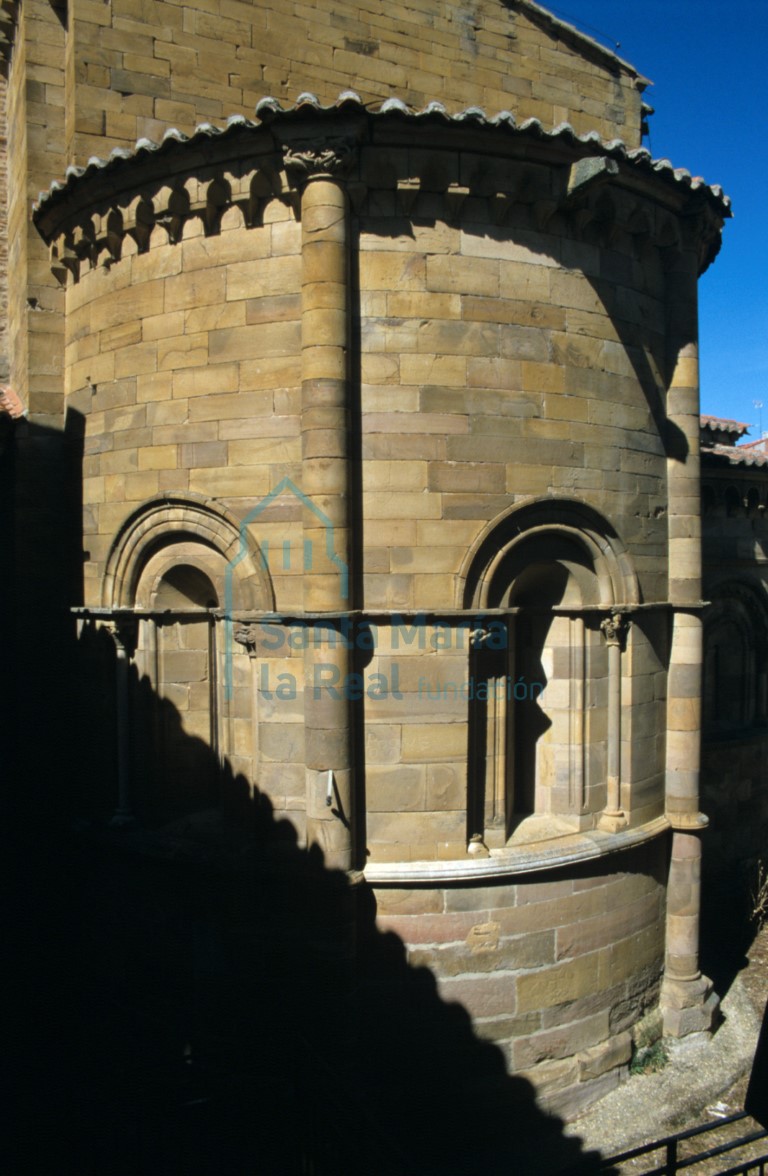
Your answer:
601;1111;768;1174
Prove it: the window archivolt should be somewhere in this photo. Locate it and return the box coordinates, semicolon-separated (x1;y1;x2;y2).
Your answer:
461;499;639;846
102;492;273;611
703;581;768;736
98;494;273;823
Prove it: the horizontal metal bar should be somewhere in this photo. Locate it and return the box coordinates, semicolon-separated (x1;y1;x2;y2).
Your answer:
604;1113;751;1164
673;1130;768;1171
713;1154;768;1176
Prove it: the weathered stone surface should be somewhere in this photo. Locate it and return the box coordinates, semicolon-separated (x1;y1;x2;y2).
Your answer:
14;0;730;1130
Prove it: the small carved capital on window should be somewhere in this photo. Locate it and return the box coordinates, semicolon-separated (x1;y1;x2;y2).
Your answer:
600;612;629;649
469;627;489;650
101;614;139;657
233;622;260;656
234;621;284;657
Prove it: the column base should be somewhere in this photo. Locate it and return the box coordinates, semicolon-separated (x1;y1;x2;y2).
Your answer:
598;809;628;833
660;973;720;1038
467;834;490;858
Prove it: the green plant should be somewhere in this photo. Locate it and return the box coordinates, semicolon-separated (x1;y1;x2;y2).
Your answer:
630;1040;669;1076
751;859;768;932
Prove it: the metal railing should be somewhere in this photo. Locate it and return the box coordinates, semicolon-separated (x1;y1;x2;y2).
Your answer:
600;1111;768;1174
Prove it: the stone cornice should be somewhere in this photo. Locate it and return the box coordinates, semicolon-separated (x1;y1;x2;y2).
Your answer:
364;815;670;884
33;93;730;281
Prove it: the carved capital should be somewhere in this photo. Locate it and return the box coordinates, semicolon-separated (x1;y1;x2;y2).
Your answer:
101;614;138;657
234;622;260;656
234;621;285;657
283;136;358;186
600;612;629;649
469;627;489;650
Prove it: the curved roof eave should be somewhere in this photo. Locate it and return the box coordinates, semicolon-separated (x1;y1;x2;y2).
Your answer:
33;92;731;232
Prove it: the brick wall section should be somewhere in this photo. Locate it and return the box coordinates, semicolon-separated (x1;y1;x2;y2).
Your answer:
24;3;725;1110
64;0;645;166
56;130;676;855
6;0;66;417
68;204;302;602
374;839;666;1119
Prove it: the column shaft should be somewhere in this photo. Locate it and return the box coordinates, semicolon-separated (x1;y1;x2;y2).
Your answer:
598;615;627;832
661;245;716;1034
300;177;354;871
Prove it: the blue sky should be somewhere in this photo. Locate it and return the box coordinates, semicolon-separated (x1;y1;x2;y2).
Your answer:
551;1;767;436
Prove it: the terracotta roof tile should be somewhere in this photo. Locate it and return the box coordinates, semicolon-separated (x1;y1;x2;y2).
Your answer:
34;92;732;219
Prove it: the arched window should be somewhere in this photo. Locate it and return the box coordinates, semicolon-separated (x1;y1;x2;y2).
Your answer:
101;494;273;822
703;582;768;736
135;548;222;819
701;485;716;516
461;500;639;846
747;487;761;518
725;486;743;518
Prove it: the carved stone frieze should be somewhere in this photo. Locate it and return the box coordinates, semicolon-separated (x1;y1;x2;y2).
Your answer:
282;136;359;185
36;106;728;284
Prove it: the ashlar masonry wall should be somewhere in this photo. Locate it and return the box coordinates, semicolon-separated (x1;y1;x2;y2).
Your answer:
61;0;647;164
34;95;727;1113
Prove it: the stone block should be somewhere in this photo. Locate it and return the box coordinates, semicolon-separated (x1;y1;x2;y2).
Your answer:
543;1067;622;1122
209;321;299;362
437;972;517;1019
367;809;464;847
577;1031;631;1080
428;461;505;493
517;952;601;1013
178;441;228;468
474;1011;542;1043
401;723;468;761
90;282;164;333
514;1010;609;1070
132;441;176;470
662;991;718;1038
161;650;208;683
556;892;661;960
517;1055;580;1095
366;766;427;812
373;882;446;917
426;254;499;297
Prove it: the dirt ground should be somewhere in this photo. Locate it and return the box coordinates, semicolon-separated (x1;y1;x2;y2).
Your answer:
612;909;768;1174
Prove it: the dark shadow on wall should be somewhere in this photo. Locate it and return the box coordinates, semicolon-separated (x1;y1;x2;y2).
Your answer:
366;200;689;483
8;631;614;1176
699;864;755;1005
2;410;85;831
2;413;614;1174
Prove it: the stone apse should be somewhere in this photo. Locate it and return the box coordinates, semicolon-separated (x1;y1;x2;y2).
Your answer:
9;0;730;1123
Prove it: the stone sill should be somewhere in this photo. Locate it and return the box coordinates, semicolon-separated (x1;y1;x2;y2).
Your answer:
364;816;670;885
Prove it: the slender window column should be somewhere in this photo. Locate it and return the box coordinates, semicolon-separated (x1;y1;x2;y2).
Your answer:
102;615;138;828
598;613;628;832
467;626;506;853
567;616;586;816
